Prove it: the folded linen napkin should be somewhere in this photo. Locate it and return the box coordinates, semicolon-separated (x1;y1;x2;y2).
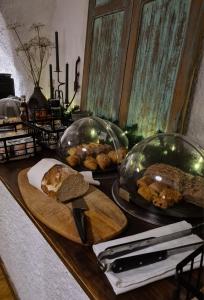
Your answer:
28;158;100;191
93;221;203;295
80;171;100;186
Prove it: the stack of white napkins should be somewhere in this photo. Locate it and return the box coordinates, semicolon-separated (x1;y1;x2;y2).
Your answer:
93;221;203;295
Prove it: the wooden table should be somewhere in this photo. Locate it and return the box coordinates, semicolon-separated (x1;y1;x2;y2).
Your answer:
0;152;181;300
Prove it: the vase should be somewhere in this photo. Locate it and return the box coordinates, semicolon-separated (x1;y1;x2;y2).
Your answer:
27;86;49;120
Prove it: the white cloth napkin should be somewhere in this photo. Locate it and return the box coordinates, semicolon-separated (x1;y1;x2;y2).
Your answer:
27;158;100;192
93;221;203;295
80;171;100;186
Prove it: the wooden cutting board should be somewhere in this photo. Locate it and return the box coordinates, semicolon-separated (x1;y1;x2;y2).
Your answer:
18;168;127;244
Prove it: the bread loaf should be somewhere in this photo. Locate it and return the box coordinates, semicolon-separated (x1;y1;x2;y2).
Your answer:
144;163;187;192
140;163;204;208
41;164;89;202
183;175;204;207
27;158;89;202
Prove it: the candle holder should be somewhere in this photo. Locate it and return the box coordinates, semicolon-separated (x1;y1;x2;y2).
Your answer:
49;31;81;110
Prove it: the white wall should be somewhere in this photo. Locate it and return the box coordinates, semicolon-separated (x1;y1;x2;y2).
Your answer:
0;11;26;96
0;0;89;106
49;0;89;105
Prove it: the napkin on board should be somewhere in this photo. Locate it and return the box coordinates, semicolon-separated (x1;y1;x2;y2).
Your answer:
27;158;100;191
93;221;203;295
80;171;100;186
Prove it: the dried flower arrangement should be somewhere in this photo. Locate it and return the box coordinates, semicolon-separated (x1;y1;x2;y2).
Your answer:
8;23;53;88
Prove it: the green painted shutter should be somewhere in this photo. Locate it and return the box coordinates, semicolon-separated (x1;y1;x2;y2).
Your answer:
126;0;191;137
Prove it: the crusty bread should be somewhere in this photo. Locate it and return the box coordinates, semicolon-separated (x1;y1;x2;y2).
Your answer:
183;175;204;207
137;179;182;208
83;156;98;171
144;163;188;192
41;164;89;202
66;155;80;167
65;143;126;170
96;153;111;170
141;163;204;208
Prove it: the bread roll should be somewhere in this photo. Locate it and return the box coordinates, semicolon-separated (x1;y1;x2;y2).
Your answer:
41;164;89;202
108;148;127;164
66;155;80;167
96;153;111;170
67;147;77;156
117;148;127;163
83;156;98;171
108;150;118;164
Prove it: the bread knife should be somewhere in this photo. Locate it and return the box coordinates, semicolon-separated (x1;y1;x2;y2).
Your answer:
104;242;204;273
71;197;88;244
97;223;204;261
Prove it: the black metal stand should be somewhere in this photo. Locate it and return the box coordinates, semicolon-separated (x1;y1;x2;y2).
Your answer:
49;31;81;110
175;244;204;300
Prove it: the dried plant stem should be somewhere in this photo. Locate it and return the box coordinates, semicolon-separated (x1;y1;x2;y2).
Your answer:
13;27;37;85
8;23;53;88
36;26;43;85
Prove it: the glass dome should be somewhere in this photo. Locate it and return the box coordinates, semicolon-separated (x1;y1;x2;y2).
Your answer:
0;97;21;119
58;116;128;171
118;133;204;214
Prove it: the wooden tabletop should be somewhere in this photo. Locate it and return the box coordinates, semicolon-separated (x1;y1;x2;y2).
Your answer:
0;152;180;300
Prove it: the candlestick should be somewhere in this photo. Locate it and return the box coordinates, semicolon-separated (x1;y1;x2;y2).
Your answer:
55;31;60;72
74;56;80;92
65;63;69;104
49;64;54;99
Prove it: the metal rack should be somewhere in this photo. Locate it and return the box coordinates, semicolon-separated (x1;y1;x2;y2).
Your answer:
175;244;204;300
25;117;73;150
0;121;40;162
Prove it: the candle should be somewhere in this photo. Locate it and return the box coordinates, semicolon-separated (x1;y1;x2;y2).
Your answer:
49;64;54;99
65;63;69;104
55;31;60;72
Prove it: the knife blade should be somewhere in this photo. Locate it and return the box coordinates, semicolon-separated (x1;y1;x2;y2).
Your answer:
71;197;88;244
104;242;204;273
97;223;204;261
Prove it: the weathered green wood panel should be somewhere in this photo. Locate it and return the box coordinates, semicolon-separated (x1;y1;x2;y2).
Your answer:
86;12;124;121
127;0;191;137
95;0;112;6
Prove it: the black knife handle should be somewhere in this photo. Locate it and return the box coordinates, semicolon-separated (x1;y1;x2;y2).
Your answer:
110;250;168;273
73;208;87;244
193;222;204;237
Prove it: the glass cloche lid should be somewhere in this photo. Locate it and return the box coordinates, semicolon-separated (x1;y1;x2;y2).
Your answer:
0;97;21;119
118;133;204;212
57;116;128;171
